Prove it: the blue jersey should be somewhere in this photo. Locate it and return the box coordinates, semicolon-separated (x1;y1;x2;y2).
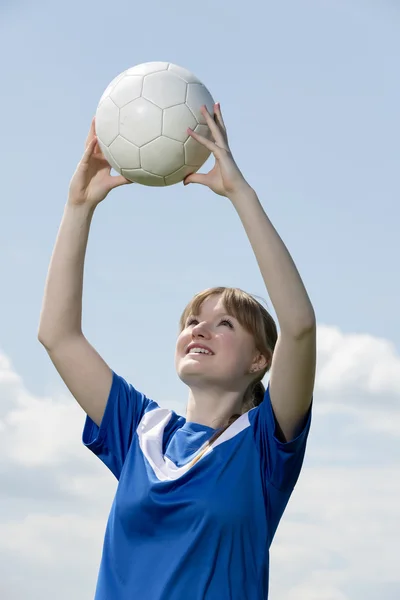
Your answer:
83;371;312;600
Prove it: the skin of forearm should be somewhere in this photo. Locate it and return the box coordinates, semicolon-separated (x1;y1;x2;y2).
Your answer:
229;187;316;337
38;202;96;347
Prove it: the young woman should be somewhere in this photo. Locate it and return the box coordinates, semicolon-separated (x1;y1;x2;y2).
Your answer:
38;104;316;599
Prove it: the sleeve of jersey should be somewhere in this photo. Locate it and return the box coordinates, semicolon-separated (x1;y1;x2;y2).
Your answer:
82;371;159;479
250;383;312;493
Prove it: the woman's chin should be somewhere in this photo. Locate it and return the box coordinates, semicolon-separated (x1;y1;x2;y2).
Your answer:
177;354;212;373
177;363;213;384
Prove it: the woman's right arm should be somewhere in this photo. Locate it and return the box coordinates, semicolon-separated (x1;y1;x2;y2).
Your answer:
38;119;131;427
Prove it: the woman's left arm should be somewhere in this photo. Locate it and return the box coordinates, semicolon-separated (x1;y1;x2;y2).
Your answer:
229;189;316;442
184;104;316;442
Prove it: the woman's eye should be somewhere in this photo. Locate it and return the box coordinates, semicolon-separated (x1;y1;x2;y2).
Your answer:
220;319;234;328
186;318;233;328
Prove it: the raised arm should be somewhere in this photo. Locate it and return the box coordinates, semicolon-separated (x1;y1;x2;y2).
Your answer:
184;104;316;442
38;119;131;426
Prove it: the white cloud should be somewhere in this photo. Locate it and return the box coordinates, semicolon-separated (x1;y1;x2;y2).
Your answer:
316;325;400;396
0;512;103;564
3;394;84;467
314;326;400;437
285;579;349;600
269;467;400;599
1;324;400;599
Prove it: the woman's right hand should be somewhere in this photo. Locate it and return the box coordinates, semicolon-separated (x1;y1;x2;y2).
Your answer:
68;117;132;207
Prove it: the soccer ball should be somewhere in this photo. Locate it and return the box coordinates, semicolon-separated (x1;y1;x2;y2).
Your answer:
95;62;215;186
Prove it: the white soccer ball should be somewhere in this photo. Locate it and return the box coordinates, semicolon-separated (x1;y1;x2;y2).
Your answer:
95;62;215;186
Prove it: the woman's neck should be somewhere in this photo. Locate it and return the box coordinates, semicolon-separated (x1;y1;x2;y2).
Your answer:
185;384;244;429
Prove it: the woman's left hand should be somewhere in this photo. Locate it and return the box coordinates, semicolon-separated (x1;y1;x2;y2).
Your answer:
183;103;251;198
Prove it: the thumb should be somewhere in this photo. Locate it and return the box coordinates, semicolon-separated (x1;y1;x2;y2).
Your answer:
110;175;134;189
183;172;208;186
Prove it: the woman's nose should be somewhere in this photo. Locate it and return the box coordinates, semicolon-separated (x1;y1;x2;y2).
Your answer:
192;321;211;337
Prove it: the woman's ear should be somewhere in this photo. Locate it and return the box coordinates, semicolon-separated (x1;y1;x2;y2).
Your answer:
249;352;270;374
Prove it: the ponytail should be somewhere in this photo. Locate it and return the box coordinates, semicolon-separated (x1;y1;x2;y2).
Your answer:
221;380;266;430
242;378;266;413
252;380;265;407
214;379;266;433
222;379;267;429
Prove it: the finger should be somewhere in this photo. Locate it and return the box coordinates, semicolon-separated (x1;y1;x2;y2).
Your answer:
81;136;97;164
109;174;134;188
183;172;209;186
187;127;219;154
214;103;226;133
85;117;96;149
92;139;112;166
201;105;228;149
93;138;105;159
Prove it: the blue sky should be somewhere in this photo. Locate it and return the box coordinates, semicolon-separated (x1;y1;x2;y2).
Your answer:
0;1;399;599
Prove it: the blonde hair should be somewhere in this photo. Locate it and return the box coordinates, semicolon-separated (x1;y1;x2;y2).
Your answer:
179;287;278;467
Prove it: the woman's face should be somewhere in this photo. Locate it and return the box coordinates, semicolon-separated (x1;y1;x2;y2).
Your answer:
175;294;260;388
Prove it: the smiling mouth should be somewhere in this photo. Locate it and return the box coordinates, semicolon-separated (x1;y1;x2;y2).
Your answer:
186;346;214;356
